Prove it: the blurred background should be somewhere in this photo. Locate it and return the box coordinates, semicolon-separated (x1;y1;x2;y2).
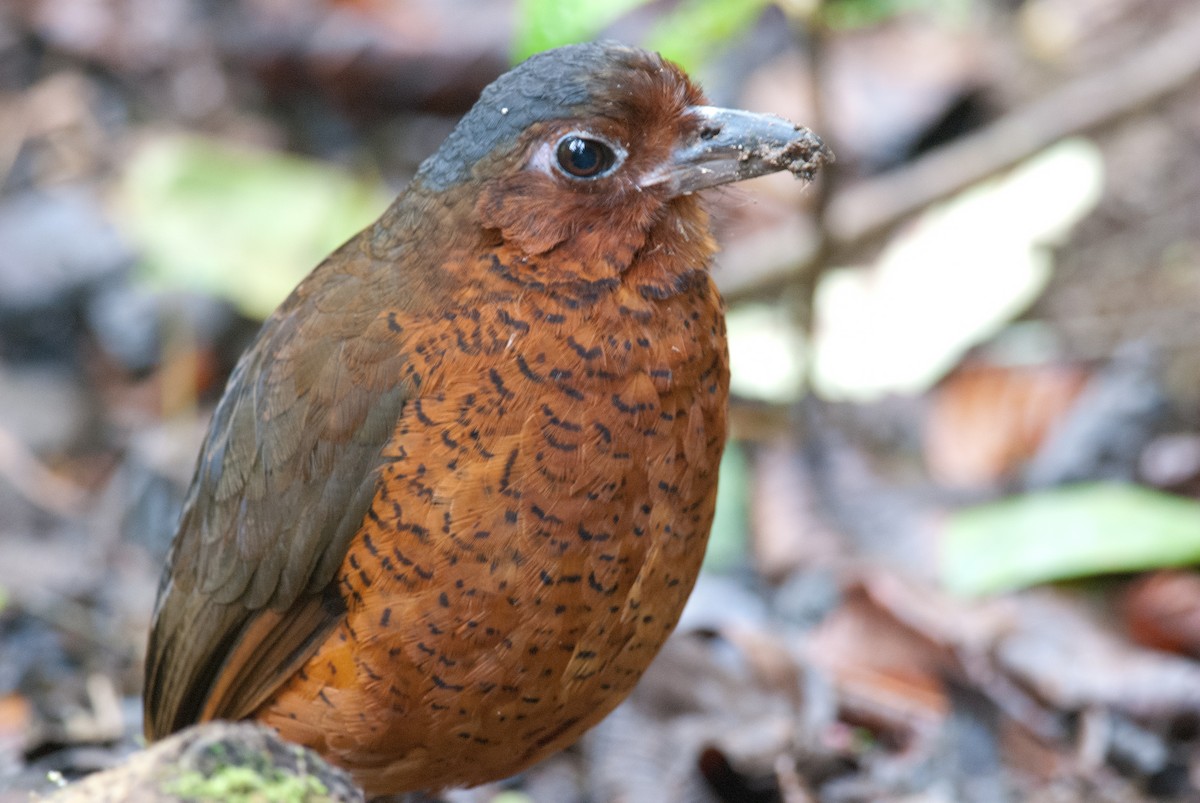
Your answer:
2;0;1200;800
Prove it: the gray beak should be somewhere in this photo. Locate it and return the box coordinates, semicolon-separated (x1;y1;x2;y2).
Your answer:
652;106;833;195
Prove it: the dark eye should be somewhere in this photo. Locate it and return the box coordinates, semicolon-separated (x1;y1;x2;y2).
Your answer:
555;135;617;179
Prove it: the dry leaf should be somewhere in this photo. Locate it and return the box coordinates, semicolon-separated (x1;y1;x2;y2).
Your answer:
925;361;1089;487
1122;570;1200;658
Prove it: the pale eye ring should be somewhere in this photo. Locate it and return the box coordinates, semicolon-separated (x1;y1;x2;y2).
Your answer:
554;135;620;179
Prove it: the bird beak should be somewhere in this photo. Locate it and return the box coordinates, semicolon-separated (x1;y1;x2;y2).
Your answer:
647;106;833;195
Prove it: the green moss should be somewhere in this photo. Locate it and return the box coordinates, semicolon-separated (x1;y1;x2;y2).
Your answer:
164;765;330;803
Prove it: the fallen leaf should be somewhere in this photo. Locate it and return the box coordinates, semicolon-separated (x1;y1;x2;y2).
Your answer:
925;360;1088;487
805;590;951;740
941;483;1200;596
1122;570;1200;658
996;592;1200;720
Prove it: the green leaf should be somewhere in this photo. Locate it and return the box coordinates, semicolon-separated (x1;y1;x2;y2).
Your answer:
513;0;653;61
820;0;973;30
646;0;775;75
513;0;772;71
942;483;1200;596
115;135;389;319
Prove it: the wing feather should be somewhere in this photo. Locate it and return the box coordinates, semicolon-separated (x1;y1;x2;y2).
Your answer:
144;236;423;739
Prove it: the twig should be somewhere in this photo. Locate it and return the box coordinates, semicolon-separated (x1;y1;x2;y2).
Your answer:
826;5;1200;245
718;5;1200;302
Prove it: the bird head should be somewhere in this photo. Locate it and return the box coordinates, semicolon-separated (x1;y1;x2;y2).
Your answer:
406;42;831;272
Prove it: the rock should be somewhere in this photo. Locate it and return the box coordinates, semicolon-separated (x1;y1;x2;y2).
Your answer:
44;721;363;803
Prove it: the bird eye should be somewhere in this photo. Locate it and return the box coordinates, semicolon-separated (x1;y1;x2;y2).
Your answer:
555;135;618;179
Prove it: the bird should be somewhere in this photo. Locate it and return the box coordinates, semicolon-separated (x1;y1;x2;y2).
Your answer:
143;41;831;797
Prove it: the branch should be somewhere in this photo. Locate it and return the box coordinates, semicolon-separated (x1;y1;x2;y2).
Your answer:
717;6;1200;302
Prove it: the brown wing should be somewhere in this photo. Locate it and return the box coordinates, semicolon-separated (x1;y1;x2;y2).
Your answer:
143;235;420;739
